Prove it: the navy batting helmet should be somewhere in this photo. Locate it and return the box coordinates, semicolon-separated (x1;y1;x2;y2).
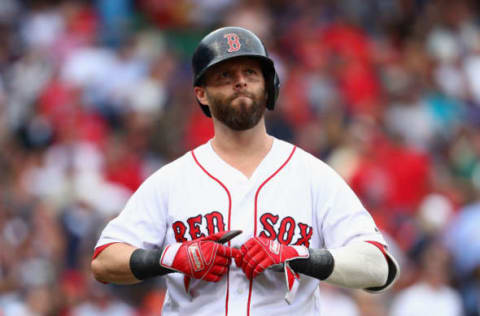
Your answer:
192;26;280;117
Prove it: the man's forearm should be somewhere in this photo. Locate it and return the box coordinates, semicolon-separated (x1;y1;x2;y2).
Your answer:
91;243;171;284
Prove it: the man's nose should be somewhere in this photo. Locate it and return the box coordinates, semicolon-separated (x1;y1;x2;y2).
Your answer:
233;71;247;89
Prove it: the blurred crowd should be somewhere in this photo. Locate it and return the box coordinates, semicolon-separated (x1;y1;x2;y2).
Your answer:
0;0;479;315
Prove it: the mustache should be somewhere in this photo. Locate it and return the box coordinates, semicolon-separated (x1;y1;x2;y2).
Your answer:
227;91;255;102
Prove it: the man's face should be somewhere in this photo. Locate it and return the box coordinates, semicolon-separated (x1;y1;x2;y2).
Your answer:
199;57;267;131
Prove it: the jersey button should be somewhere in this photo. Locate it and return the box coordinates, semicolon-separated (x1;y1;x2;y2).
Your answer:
237;287;244;294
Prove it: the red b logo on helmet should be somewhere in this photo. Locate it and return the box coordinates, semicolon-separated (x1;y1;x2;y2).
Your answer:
224;33;241;52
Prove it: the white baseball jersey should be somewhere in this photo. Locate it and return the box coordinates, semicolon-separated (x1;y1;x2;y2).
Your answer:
95;137;387;316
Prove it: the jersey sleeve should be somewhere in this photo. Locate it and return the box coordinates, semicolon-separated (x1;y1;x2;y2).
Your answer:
311;159;386;249
95;170;169;251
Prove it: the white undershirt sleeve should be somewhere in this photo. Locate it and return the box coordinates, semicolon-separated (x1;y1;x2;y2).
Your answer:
325;241;398;291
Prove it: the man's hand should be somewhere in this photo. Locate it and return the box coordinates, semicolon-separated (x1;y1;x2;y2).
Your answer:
234;236;309;279
160;231;240;282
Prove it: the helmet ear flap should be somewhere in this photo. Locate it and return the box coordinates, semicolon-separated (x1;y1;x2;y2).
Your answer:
266;72;280;111
199;104;212;117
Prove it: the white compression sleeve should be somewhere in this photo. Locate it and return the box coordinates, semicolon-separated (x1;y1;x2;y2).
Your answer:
325;242;389;289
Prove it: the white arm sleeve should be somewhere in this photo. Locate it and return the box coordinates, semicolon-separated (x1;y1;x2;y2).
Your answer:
326;242;387;288
326;241;399;292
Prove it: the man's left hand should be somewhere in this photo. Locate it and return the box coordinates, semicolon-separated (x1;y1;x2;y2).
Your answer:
234;236;309;279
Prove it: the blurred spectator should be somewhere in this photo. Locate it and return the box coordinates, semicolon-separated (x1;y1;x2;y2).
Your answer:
446;201;480;316
70;282;136;316
1;286;56;316
96;0;134;46
319;284;359;316
390;239;463;316
20;3;65;51
6;50;53;130
354;290;389;316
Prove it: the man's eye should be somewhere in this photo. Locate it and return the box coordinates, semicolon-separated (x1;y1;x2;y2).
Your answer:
220;72;230;78
246;69;256;75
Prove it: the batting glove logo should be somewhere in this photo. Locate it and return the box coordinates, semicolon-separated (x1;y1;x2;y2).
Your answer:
187;243;205;272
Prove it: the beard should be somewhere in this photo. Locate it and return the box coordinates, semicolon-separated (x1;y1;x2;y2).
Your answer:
207;88;267;131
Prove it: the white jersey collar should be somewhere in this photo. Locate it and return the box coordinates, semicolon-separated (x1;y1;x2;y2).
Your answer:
192;137;295;188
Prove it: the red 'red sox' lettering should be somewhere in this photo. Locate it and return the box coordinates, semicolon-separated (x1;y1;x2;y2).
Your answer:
259;213;279;239
278;216;296;244
295;223;313;247
187;215;205;240
259;213;313;247
173;212;226;242
205;211;225;235
172;221;187;242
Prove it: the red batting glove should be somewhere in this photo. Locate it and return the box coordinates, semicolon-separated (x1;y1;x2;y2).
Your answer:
236;236;309;279
160;231;238;282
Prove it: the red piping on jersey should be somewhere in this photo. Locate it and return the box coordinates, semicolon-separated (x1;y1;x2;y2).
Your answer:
253;146;296;235
365;241;388;260
191;150;232;316
247;145;297;316
92;242;119;260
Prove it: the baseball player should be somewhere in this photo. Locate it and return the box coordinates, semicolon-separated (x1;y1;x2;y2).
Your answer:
91;27;399;316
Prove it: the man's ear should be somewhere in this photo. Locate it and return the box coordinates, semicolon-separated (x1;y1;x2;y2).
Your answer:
194;86;209;106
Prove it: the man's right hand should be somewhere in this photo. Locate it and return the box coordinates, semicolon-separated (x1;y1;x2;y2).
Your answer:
160;231;240;282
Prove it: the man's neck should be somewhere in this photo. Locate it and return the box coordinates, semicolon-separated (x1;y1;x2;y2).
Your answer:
211;119;272;157
210;119;273;178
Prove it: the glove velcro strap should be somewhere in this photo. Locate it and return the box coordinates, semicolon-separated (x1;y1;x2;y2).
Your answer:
289;245;309;258
283;245;309;304
284;262;301;304
160;243;182;268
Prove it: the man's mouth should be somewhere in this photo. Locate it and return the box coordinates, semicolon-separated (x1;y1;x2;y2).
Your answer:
232;92;253;100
